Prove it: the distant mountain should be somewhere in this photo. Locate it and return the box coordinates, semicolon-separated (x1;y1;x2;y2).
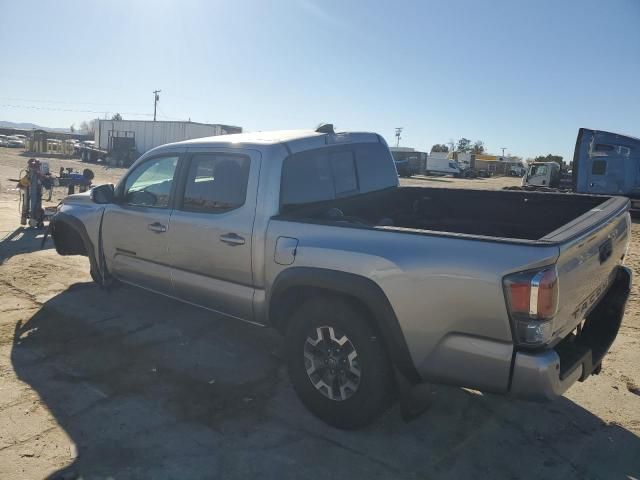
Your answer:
0;120;70;133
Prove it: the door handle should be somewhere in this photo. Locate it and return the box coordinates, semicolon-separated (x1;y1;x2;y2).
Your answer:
219;233;245;246
148;222;167;233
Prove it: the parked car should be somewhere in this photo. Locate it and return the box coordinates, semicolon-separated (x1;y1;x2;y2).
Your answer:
0;134;7;147
5;136;25;148
51;126;632;429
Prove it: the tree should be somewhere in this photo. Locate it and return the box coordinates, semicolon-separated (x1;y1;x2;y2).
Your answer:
430;144;449;153
471;140;485;154
456;138;472;152
79;120;95;135
534;154;564;167
111;113;123;121
69;124;75;133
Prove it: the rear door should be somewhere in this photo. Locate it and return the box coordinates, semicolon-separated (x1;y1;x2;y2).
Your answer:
167;148;260;321
574;128;640;195
102;153;181;294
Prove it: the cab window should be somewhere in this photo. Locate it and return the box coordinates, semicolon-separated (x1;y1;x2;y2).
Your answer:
181;153;251;213
122;155;178;208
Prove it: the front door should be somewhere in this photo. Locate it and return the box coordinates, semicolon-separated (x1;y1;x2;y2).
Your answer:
102;154;180;294
168;149;260;321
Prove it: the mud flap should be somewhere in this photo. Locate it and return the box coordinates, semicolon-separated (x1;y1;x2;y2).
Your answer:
395;366;431;421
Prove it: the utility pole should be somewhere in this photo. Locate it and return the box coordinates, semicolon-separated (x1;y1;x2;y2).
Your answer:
153;90;161;121
395;127;403;147
501;147;506;160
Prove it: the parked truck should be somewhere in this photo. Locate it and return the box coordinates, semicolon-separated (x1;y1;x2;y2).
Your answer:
50;125;632;428
522;129;639;208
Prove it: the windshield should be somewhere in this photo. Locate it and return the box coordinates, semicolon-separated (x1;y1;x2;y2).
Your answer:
530;164;548;176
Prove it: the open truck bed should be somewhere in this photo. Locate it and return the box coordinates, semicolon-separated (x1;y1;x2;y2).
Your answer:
281;186;616;242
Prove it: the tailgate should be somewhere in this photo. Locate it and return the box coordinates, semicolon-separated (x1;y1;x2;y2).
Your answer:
544;196;630;341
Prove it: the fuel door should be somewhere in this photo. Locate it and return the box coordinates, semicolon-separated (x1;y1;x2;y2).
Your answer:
275;237;298;265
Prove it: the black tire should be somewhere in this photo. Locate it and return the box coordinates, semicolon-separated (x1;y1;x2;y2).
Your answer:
285;295;394;429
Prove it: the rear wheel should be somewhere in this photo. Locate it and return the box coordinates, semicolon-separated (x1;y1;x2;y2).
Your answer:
285;295;394;429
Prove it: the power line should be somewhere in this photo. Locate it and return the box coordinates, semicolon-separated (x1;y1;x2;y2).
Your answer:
0;96;148;108
0;103;153;117
156;105;185;122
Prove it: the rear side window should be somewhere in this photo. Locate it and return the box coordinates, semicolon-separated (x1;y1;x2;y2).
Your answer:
330;151;358;195
181;153;250;212
592;159;607;175
353;143;398;192
281;143;395;206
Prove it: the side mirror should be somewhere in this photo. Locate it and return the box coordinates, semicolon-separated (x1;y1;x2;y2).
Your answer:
91;184;115;204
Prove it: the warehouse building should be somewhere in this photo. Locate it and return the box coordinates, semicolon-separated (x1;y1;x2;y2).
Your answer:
94;119;242;156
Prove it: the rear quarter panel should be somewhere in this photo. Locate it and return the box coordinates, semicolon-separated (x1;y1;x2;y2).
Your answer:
265;220;560;392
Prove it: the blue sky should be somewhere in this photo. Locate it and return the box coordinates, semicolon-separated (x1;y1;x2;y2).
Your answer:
1;0;638;160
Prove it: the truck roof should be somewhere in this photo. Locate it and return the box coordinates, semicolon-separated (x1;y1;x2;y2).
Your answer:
168;129;382;150
180;129;325;146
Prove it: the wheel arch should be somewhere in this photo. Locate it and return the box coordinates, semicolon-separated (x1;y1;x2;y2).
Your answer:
269;267;420;383
51;212;99;275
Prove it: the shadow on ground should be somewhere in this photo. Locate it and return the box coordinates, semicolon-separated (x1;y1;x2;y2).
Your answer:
10;283;640;479
19;152;75;160
0;227;53;264
408;175;493;183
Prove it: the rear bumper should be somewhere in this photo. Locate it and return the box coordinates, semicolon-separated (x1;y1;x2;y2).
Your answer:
510;266;631;401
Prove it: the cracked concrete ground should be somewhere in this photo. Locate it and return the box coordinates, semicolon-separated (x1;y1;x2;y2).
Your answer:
0;148;639;479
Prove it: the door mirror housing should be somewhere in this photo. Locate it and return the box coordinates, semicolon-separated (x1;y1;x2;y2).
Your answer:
91;184;115;204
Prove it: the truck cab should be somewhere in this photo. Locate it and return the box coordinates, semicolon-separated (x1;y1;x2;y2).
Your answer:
573;128;640;209
523;162;561;188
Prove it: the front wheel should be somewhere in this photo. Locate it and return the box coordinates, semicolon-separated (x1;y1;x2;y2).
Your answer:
285;295;394;429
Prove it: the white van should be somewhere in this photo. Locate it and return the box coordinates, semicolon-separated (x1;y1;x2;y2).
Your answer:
426;152;460;176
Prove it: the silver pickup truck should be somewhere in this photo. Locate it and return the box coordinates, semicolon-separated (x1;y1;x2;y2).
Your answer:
51;125;632;428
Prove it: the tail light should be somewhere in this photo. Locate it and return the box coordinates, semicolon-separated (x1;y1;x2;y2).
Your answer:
503;267;559;346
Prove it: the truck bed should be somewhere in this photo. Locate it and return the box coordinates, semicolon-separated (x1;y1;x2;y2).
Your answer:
281;187;612;241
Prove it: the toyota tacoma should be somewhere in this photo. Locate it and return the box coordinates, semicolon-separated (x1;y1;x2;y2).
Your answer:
50;125;632;428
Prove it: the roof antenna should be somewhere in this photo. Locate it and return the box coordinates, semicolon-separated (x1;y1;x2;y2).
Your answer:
315;123;334;134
